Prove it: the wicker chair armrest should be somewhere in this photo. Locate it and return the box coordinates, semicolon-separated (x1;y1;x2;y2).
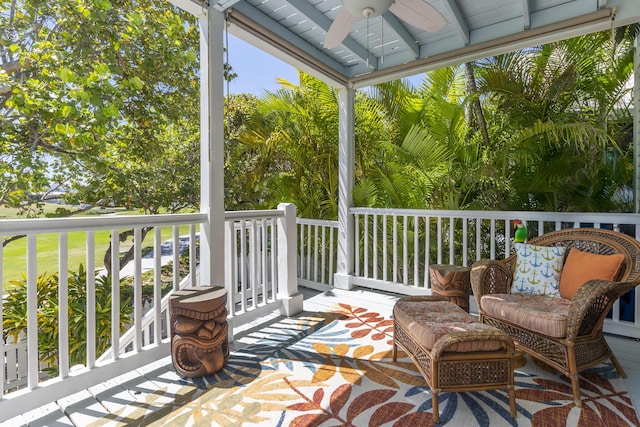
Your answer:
430;330;514;359
566;280;639;338
470;259;512;310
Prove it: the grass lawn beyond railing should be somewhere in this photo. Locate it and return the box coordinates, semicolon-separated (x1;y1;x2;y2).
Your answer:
2;225;192;289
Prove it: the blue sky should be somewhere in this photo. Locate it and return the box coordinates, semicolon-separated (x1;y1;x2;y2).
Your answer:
227;35;300;95
226;35;424;95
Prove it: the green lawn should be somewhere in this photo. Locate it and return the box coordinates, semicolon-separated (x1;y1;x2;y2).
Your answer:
0;204;129;219
2;205;193;289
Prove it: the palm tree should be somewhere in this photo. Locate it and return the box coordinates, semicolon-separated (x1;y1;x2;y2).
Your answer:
237;73;391;219
475;28;636;212
363;68;480;210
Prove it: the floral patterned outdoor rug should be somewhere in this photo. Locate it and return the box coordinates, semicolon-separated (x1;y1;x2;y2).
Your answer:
150;304;639;426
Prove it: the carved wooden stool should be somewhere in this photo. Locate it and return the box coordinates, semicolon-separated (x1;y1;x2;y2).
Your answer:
169;286;229;378
429;264;471;312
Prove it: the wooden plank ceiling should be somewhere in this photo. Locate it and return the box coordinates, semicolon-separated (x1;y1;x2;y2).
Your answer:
205;0;640;87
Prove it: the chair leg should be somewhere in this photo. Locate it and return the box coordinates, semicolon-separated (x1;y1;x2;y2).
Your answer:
570;374;582;407
567;347;582;407
432;391;440;424
508;385;517;418
392;343;397;362
610;353;627;378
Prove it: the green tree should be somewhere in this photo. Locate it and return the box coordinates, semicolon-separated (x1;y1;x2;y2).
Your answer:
224;93;262;210
1;0;201;216
364;67;487;211
361;28;638;214
0;0;210;272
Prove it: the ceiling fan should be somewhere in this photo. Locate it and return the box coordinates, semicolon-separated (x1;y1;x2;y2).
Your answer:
324;0;447;49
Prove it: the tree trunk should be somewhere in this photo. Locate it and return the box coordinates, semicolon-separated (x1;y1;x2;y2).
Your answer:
103;227;152;276
464;62;490;147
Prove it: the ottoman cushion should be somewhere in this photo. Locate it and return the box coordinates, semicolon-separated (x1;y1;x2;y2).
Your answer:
394;300;503;352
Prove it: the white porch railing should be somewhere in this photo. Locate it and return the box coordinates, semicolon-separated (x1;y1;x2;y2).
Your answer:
0;204;299;422
297;218;339;291
4;205;640;420
296;208;640;339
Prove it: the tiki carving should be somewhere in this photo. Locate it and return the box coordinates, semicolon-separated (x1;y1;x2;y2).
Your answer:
429;264;471;312
169;286;229;378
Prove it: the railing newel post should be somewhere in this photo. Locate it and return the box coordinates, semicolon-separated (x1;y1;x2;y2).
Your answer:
277;203;303;317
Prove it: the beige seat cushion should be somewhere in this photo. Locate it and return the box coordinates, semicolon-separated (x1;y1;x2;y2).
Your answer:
394;300;503;352
481;294;571;338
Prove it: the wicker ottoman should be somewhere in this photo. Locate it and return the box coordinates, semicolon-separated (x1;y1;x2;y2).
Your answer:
393;295;516;423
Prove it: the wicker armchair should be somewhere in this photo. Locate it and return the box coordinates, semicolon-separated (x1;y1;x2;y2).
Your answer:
471;228;640;407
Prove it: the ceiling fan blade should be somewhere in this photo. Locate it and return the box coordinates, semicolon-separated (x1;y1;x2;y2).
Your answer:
325;9;358;49
389;0;447;32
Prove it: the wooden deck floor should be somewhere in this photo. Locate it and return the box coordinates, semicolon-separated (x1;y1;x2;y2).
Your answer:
3;287;640;426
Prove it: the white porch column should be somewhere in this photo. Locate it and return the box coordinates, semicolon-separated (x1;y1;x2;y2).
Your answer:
277;202;303;316
198;7;225;286
334;86;355;289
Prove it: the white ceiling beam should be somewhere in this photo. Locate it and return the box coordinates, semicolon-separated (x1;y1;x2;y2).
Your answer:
521;0;531;29
442;0;470;46
167;0;204;16
382;11;419;58
287;0;377;68
214;0;241;12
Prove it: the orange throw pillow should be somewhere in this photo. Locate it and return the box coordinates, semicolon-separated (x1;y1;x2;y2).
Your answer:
559;248;624;299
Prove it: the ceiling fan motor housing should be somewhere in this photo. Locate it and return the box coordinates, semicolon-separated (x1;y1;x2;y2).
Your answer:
344;0;395;18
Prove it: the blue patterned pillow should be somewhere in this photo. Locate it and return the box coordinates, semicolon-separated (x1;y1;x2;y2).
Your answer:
512;243;566;297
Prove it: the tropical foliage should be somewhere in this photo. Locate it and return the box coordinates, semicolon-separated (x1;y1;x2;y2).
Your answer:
3;0;636;220
2;265;133;373
476;29;637;212
233;27;637;219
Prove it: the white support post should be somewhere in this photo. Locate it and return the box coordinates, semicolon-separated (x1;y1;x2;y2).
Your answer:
199;6;226;287
277;203;303;316
335;86;355;289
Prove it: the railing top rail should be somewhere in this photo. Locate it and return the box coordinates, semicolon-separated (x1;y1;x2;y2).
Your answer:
0;213;207;235
224;209;284;220
0;209;290;236
296;218;338;226
349;207;640;223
